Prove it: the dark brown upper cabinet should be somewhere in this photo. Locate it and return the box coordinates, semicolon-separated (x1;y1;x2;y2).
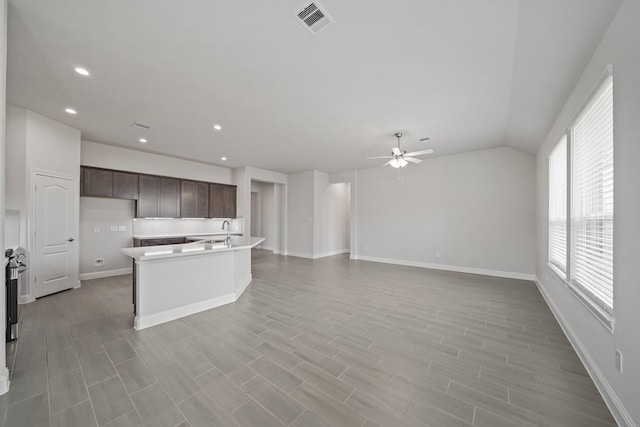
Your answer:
81;166;139;200
223;185;237;218
137;175;160;217
137;175;180;218
181;181;209;218
81;165;233;219
209;184;237;218
81;167;113;197
112;171;139;200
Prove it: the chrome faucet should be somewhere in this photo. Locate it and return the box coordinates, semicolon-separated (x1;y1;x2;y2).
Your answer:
222;220;231;247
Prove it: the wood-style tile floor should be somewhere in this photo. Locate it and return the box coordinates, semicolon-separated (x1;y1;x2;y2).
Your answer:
1;250;615;426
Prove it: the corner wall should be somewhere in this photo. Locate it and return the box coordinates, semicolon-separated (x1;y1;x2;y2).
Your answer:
535;0;640;424
354;146;536;279
5;106;82;303
0;0;8;395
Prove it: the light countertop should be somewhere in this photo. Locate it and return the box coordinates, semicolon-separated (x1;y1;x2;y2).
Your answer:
122;236;265;261
132;232;242;239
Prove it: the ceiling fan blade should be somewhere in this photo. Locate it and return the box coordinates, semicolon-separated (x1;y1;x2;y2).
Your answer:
405;157;422;164
392;147;402;156
368;155;393;159
382;160;392;167
404;149;434;157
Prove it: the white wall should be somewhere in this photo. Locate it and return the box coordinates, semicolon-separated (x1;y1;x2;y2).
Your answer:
286;170;314;257
27;112;81;175
354;146;536;279
5;106;81;302
286;170;350;259
324;182;350;254
313;171;329;256
79;198;135;279
259;182;276;250
235;166;287;252
81;140;232;184
535;1;640;424
5;106;26;246
0;0;8;396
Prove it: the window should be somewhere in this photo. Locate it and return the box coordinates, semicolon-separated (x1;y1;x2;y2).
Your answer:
548;137;567;275
570;72;614;313
548;67;614;325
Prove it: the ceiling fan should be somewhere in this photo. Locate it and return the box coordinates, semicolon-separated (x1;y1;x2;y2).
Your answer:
368;132;434;168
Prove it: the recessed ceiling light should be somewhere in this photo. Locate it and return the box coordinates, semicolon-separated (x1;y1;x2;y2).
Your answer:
221;157;227;161
139;138;147;143
213;124;222;131
65;108;77;115
74;67;90;76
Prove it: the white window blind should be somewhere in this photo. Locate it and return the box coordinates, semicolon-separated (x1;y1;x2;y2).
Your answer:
570;73;614;312
549;137;567;274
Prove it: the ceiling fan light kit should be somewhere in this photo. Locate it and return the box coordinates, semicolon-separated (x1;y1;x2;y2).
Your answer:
368;132;434;171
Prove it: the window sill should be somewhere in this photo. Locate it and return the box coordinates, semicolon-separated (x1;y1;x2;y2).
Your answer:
546;264;614;333
547;263;567;285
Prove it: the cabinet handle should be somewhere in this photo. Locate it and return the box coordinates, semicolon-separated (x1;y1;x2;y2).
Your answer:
66;238;75;242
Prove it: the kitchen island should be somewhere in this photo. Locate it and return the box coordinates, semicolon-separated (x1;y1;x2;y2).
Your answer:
122;236;264;330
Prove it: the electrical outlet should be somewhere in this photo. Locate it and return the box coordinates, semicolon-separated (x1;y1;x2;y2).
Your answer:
94;258;104;267
616;349;623;373
436;252;441;258
93;226;100;233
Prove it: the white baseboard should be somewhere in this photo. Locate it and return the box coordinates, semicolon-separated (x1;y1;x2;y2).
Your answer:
236;276;252;299
18;295;35;305
354;255;535;281
313;249;350;259
135;293;236;330
0;367;9;395
260;245;275;251
285;249;350;260
534;277;636;427
79;267;133;281
285;251;314;259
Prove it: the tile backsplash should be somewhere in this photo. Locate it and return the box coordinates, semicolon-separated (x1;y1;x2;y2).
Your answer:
133;218;244;238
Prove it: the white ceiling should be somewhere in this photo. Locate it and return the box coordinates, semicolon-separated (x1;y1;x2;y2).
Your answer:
6;0;621;174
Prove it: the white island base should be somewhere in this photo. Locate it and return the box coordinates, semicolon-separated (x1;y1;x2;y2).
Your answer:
122;236;264;330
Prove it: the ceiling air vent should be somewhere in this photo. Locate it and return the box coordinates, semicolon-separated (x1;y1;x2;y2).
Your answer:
133;122;151;130
294;2;334;36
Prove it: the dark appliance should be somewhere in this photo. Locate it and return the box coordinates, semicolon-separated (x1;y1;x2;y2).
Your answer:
5;248;27;342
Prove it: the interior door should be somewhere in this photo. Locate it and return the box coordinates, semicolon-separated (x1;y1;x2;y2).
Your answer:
33;173;78;298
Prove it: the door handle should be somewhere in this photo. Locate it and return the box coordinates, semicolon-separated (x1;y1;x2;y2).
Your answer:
66;238;75;242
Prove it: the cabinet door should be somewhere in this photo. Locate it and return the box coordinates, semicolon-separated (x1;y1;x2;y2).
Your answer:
181;181;196;218
208;184;224;218
223;186;237;218
113;171;139;199
181;181;208;218
194;182;209;218
137;175;160;217
82;167;113;197
159;178;180;218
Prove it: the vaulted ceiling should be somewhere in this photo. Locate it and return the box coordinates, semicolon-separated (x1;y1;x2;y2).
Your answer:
7;0;621;173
